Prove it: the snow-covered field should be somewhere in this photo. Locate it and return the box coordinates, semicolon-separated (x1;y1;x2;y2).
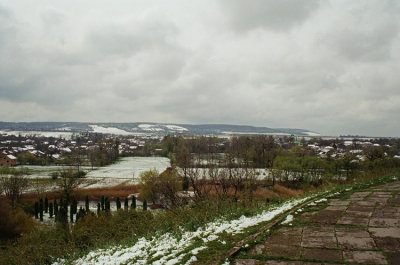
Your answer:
89;125;136;135
164;125;188;132
18;157;170;188
84;157;170;187
18;165;93;179
54;196;313;265
0;130;74;139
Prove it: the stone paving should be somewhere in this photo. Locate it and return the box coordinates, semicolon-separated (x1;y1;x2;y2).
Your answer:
234;181;400;265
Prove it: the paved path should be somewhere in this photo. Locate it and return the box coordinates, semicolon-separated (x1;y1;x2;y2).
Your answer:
234;181;400;265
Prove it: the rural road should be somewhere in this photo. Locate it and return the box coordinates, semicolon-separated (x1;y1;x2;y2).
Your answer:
234;181;400;265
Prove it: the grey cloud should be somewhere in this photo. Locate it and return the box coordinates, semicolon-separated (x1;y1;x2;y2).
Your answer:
86;16;179;58
41;7;66;26
219;0;321;32
1;1;400;136
321;1;400;62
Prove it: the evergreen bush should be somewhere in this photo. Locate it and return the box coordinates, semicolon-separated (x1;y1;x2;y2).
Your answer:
116;197;121;210
131;195;136;209
39;198;43;221
124;197;128;209
49;202;53;218
105;197;110;212
70;204;74;223
85;195;89;213
72;197;77;216
34;201;39;219
44;196;48;213
143;199;147;211
54;200;58;217
101;195;105;211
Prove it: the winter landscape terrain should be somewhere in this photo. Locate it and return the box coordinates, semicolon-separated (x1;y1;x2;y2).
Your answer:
0;122;319;137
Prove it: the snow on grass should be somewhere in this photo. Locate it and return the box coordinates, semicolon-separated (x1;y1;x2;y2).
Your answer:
61;196;313;265
138;124;164;132
19;165;93;179
280;214;293;225
304;131;321;136
89;125;133;135
164;125;188;131
85;157;170;187
0;130;73;139
308;197;327;206
221;259;231;265
314;198;327;203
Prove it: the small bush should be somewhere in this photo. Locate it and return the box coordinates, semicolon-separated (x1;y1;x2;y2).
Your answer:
0;201;35;240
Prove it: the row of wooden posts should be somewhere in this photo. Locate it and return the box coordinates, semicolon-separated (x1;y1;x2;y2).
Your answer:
34;195;148;223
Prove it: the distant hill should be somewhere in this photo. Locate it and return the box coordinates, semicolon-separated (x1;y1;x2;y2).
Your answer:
0;122;319;136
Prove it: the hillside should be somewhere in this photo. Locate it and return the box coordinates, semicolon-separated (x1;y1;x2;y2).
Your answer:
0;122;319;136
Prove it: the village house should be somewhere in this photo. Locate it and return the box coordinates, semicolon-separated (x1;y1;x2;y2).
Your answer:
0;152;17;167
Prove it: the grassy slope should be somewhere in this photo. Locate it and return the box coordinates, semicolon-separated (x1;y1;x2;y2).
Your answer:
1;174;399;265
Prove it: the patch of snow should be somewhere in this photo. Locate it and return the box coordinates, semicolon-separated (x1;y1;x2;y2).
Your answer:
281;214;293;225
84;157;170;187
190;246;206;255
221;131;291;136
164;125;188;131
0;130;73;139
221;259;231;265
58;127;71;131
314;198;327;203
138;124;153;129
138;124;164;132
303;131;320;136
61;196;312;265
184;256;198;265
89;125;133;135
7;154;16;159
295;209;303;214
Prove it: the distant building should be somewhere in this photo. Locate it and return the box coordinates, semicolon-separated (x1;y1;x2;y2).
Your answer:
0;153;17;167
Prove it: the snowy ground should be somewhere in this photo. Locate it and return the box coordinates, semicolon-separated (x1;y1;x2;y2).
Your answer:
17;165;93;179
89;125;136;135
17;157;170;189
84;157;170;187
54;195;316;265
0;130;74;139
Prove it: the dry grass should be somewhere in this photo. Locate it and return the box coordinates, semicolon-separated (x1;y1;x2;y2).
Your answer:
273;184;304;199
20;184;140;202
74;184;140;200
252;188;280;201
17;179;309;205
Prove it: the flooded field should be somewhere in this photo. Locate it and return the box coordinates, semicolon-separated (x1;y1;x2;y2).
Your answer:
84;156;170;187
18;157;170;188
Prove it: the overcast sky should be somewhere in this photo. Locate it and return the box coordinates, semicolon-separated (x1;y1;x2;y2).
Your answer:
1;1;399;137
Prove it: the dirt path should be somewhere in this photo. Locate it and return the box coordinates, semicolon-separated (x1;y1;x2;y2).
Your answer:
233;181;400;265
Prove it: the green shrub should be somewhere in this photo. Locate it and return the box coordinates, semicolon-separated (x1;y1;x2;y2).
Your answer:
0;201;35;240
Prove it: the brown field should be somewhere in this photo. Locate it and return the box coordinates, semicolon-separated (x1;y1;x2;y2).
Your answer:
16;184;141;203
1;181;308;207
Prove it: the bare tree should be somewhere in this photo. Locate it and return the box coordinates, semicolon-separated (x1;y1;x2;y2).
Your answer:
1;172;29;207
176;138;191;174
56;168;84;202
140;168;181;208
